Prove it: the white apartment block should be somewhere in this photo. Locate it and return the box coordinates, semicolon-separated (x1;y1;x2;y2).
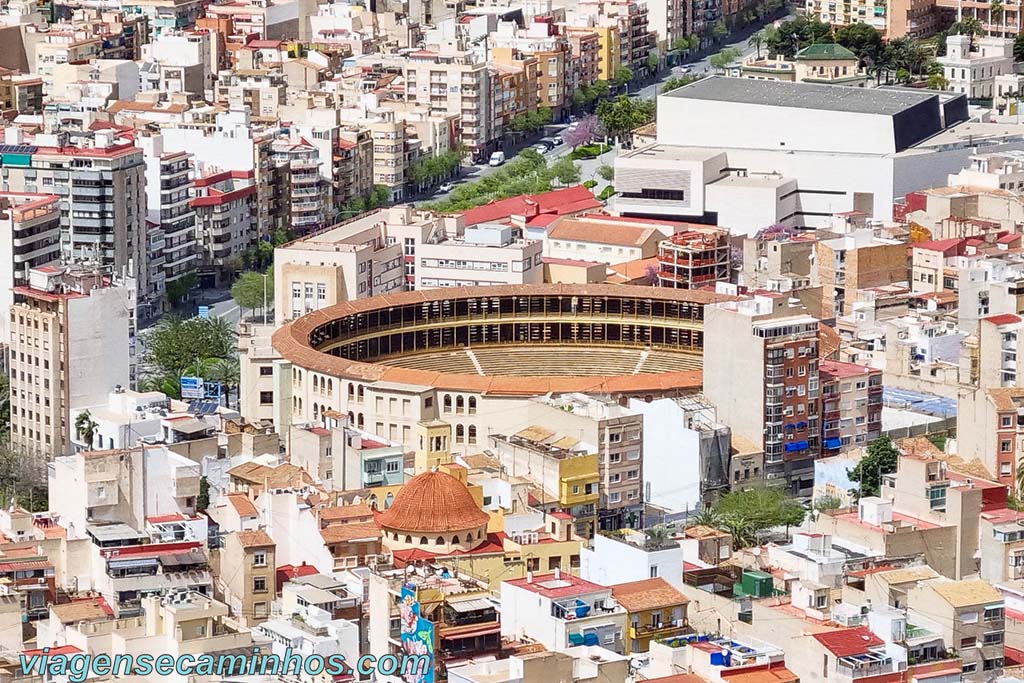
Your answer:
939;35;1019;100
0;127;149;316
10;266;133;457
0;193;60;342
950;151;1024;191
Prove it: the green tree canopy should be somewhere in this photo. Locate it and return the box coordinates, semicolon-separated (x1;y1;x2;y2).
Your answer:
834;22;883;66
1014;32;1024;61
231;269;273;312
766;17;834;59
597;164;614;181
713;485;806;539
612;66;634;87
645;51;659;74
848;435;900;498
140;316;237;381
709;47;742;71
551;157;581;186
596;96;655;139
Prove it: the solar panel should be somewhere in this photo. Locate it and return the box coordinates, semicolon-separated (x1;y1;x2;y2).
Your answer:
187;399;219;416
0;144;37;155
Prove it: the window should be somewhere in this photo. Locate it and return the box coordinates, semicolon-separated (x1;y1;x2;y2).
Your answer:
386;460;401;473
650;566;658;578
609;492;621;503
1002;440;1012;453
253;576;267;593
608;432;621;443
252;551;267;567
627;470;639;480
960;636;977;648
259;391;273;405
254;602;268;617
985;606;1005;621
1006;415;1017;428
259;366;273;376
983;631;1004;645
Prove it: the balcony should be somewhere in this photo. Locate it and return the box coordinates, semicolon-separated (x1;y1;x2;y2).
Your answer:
628;620;689;640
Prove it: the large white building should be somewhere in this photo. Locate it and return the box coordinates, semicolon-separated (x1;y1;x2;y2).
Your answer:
938;35;1020;102
614;77;1024;232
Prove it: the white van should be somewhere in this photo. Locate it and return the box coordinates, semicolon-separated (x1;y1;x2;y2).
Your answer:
488;151;506;166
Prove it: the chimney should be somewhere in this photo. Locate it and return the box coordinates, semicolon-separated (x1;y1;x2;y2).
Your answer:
526;571;533;584
554;567;561;580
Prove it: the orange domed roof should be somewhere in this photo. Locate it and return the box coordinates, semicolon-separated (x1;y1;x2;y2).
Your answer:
378;470;490;533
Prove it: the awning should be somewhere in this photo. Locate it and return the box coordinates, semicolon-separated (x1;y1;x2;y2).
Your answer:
440;623;500;640
825;437;842;449
448;598;494;613
108;557;159;570
784;441;809;452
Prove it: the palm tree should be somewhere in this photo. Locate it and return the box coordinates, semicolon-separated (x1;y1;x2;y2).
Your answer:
687;507;722;528
953;16;984;50
74;411;98;449
748;30;766;60
644;525;671;550
719;513;756;549
205;357;240;406
990;0;1005;35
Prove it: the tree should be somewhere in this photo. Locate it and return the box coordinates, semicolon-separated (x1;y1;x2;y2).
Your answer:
140;316;237;381
662;73;704;93
766;16;834;59
612;66;634;88
550;157;581;186
1015;32;1024;61
597;164;614;181
75;411;98;449
644;525;671;550
205;356;240;406
645;51;659;75
990;0;1004;34
949;17;983;50
927;71;949;90
813;494;843;512
709;47;741;72
166;271;198;306
748;29;767;59
197;476;210;512
672;37;692;55
564;115;599;148
848;435;899;498
596;96;656;140
834;22;883;66
0;374;9;436
711;20;729;42
231;269;273;317
714;485;806;539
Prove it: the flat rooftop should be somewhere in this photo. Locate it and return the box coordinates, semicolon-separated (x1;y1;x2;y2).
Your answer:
665;76;936;116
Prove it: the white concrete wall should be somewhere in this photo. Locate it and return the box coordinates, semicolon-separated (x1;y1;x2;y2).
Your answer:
580;533;685;590
658;95;899;154
627;398;700;514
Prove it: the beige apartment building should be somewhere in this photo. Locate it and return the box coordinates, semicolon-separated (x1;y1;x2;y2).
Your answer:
958;386;1024;487
31;29;103;96
9;266;133;457
220;529;276;626
907;579;1005;679
818;359;882;454
354;43;494;161
816;230;907;319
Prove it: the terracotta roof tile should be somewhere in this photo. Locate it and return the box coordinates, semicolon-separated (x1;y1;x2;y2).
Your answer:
378;471;489;533
611;577;689;611
234;529;275;548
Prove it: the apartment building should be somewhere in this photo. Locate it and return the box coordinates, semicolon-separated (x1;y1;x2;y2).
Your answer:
816;229;907;319
271;137;330;235
0;127;149;317
31;28;103;96
950;151;1024;191
0;193;60;342
216;70;287;118
566;29;600;89
289;422;406;491
907;579;1005;680
545;216;666;265
190;170;257;284
488;427;601;538
704;294;821;497
139;132;197;311
220;529;275;626
575;0;653;74
490;20;570;118
0;68;43;116
367;113;406;201
490;50;540;140
500;571;627;653
271;208;409;324
415;223;543;289
355;43;494;161
611;578;690;653
9;266;133;457
656;228;730;289
818;360;882;454
123;0;204;35
958;386;1024;486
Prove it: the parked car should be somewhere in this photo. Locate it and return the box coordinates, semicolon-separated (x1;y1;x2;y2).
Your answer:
552;136;563;146
489;151;506;166
438;182;454;192
534;144;549;154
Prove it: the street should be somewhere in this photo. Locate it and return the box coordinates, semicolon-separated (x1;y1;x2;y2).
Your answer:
423;16;791;203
